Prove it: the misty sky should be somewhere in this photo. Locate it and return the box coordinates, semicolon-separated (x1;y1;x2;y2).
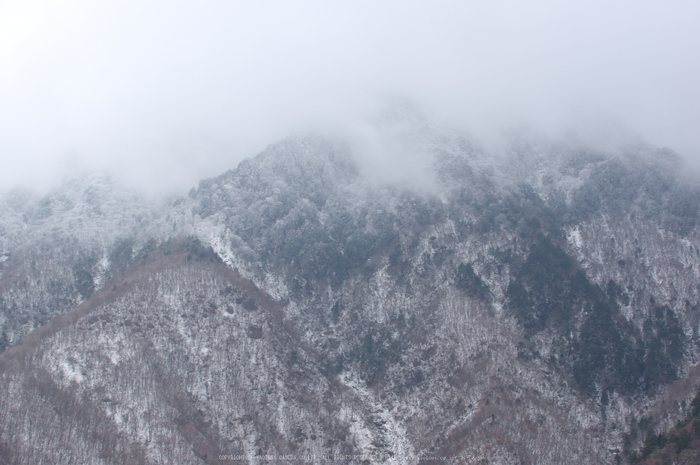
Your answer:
1;0;699;195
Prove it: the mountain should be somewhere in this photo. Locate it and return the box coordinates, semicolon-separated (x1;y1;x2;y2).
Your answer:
1;119;699;464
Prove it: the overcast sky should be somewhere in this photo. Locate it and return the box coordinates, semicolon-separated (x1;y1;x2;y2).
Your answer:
1;0;699;195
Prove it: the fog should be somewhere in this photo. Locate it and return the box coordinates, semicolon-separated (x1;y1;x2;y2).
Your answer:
1;0;699;195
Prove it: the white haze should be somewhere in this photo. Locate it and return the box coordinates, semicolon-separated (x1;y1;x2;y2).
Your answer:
1;0;699;195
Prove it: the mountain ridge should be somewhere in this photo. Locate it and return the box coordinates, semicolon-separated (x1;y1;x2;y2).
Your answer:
1;125;699;463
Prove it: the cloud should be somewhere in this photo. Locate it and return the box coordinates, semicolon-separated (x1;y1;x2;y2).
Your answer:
1;0;699;194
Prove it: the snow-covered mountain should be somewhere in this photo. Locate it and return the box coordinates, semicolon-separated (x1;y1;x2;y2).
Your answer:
1;119;699;464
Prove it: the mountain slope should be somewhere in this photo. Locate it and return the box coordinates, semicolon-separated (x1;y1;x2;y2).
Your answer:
1;125;699;464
